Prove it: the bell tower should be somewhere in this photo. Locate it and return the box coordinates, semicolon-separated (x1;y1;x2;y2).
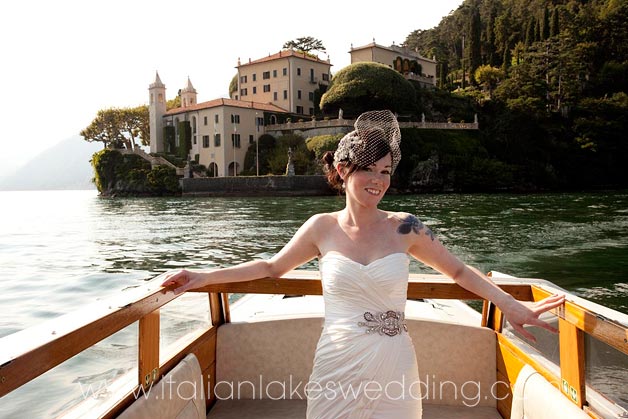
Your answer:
149;71;166;153
180;77;197;108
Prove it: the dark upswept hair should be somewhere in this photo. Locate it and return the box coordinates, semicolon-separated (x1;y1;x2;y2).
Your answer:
321;151;358;192
321;133;392;193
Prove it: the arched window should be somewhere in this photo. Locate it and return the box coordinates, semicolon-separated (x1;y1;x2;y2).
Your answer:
208;162;219;177
270;115;277;125
402;59;410;73
410;61;422;75
228;162;239;176
394;56;403;72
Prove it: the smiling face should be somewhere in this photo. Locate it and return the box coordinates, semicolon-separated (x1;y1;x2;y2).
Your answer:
339;153;392;207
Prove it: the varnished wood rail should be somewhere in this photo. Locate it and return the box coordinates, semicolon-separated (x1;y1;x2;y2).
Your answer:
194;272;534;301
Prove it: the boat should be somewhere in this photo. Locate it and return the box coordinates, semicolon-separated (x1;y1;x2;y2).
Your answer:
1;270;627;418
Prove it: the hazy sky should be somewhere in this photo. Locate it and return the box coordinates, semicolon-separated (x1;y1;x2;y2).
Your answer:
0;0;463;178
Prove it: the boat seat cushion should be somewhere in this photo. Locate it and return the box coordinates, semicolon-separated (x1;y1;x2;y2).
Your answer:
214;317;497;406
214;317;322;399
407;319;497;407
510;365;589;419
118;353;205;419
206;399;501;419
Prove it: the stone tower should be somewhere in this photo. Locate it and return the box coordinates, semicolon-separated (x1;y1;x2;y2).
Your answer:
149;71;166;153
180;77;197;108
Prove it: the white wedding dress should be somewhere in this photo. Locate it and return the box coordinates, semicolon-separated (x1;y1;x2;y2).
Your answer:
306;252;422;419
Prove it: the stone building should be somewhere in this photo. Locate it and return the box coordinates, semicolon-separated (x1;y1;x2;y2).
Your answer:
149;50;332;177
234;50;332;116
149;73;287;177
349;41;437;88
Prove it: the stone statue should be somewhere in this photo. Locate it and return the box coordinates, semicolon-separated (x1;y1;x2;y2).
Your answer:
338;108;344;120
286;147;295;176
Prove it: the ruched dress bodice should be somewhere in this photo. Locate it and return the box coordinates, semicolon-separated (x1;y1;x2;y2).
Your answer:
306;252;422;419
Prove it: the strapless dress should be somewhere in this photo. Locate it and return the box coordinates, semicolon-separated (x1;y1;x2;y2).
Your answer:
306;252;422;419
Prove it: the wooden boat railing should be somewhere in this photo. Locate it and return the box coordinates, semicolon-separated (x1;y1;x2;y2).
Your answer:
0;272;626;418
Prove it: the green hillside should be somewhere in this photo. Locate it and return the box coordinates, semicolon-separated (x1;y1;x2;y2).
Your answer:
398;0;628;190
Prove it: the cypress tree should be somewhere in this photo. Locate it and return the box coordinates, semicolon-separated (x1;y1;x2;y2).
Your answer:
486;11;498;66
502;46;512;74
469;6;482;85
526;18;536;45
550;7;560;37
542;6;551;40
536;18;542;42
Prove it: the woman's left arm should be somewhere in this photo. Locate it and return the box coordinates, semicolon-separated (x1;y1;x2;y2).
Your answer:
401;214;565;341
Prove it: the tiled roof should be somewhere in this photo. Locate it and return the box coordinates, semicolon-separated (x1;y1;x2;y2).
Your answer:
164;98;288;116
238;49;331;67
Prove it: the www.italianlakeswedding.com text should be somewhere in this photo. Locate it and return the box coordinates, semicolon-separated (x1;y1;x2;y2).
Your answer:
79;374;511;408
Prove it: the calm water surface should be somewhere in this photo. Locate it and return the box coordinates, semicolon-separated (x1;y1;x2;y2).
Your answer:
1;190;627;416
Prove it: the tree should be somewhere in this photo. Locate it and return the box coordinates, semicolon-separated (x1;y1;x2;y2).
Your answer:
475;65;504;98
81;106;149;149
525;17;536;45
283;36;326;54
167;95;181;110
469;5;482;85
550;7;560;38
229;74;238;99
319;62;416;118
484;6;498;66
542;6;551;40
266;134;315;175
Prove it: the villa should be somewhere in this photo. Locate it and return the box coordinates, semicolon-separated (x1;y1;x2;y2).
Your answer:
149;42;438;177
349;41;437;88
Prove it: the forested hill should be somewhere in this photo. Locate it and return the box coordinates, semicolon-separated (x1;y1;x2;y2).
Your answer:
405;0;627;98
396;0;628;191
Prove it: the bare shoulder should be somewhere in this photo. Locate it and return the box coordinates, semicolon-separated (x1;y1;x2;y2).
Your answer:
301;212;339;233
387;211;436;242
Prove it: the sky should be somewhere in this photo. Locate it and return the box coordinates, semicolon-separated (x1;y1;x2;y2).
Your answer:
0;0;463;178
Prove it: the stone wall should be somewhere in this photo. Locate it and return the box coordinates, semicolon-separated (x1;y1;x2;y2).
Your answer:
181;175;334;197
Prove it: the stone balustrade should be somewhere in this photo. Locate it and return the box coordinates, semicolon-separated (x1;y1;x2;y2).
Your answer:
266;118;478;132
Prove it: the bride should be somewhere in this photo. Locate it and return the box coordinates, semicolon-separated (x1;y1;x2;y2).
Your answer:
160;110;565;419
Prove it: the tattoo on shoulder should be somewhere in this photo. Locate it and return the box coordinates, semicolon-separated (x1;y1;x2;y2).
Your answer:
396;214;435;241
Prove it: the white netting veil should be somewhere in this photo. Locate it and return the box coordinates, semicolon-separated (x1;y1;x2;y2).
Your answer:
333;110;401;173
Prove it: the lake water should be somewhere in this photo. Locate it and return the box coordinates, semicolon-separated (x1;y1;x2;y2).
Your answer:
1;189;627;416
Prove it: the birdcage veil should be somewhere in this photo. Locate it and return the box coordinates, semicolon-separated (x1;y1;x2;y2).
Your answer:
333;110;401;173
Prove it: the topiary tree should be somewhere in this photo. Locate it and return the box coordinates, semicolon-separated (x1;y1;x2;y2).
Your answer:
305;134;344;161
319;62;417;118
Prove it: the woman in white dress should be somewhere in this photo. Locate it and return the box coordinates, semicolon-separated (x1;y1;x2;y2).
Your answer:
160;110;565;419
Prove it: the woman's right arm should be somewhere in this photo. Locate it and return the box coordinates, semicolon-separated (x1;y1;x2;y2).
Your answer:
160;214;324;294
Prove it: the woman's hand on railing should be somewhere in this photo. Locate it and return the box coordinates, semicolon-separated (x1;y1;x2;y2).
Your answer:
160;269;202;295
503;293;565;342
